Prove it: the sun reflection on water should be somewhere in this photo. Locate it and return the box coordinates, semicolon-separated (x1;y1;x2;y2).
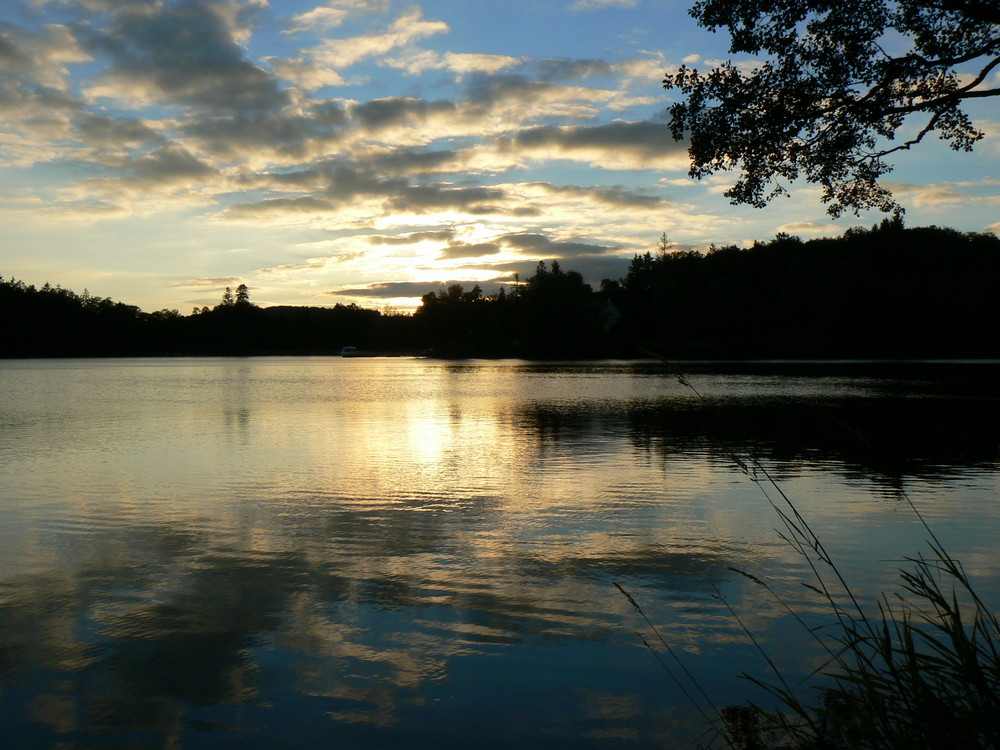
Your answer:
1;358;999;748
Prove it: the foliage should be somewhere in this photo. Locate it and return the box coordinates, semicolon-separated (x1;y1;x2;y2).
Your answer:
4;222;1000;358
665;0;1000;216
414;260;625;359
613;222;1000;359
726;483;1000;749
0;276;166;356
0;276;389;357
414;225;1000;360
235;283;251;307
413;261;614;358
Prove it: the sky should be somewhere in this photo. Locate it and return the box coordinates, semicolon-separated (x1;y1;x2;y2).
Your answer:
1;0;998;313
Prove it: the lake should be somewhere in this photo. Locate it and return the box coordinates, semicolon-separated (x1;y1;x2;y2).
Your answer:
1;357;998;749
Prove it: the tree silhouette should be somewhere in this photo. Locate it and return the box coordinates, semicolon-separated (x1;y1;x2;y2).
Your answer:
5;221;999;360
665;0;1000;216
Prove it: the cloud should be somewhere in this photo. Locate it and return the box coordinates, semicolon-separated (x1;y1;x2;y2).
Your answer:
328;279;502;299
224;195;335;219
284;5;347;34
776;221;841;236
294;225;636;306
352;96;458;131
276;7;448;89
284;1;393;35
530;55;667;85
313;7;449;68
128;144;215;181
977;119;1000;155
464;72;615;114
221;164;522;223
177;276;246;288
328;280;447;297
257;261;328;276
570;0;638;9
559;254;632;282
338;78;629;147
266;57;346;89
438;241;501;259
0;195;132;222
73;112;163;148
0;2;802;308
186;70;653;168
427;52;523;75
389;184;507;213
0;22;91;154
322;163;406;199
384;50;524;76
534;58;613;81
885;181;969;209
217;151;674;236
181;101;348;161
369;229;457;245
612;56;669;82
0;28;33;72
363;148;467;176
534;182;664;209
499;232;615;259
0;22;90;90
79;0;287;112
59;143;220;206
482;255;632;286
912;188;966;209
494;121;689;170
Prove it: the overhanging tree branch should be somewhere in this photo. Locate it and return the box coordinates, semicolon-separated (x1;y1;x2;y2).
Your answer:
855;112;942;164
665;0;1000;216
919;0;1000;26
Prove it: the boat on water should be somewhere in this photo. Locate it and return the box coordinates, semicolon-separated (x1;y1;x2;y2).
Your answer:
340;346;359;357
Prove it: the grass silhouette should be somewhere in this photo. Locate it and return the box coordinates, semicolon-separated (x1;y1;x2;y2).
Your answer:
618;373;1000;749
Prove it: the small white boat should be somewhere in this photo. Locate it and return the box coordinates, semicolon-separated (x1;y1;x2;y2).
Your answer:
340;346;359;357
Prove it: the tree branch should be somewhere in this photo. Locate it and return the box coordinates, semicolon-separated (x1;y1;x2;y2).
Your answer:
854;111;942;164
918;0;1000;26
669;0;999;216
872;55;1000;116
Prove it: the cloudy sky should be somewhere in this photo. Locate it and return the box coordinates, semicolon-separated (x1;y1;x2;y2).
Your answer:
2;0;998;313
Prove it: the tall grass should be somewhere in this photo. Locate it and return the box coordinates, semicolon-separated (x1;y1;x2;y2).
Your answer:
618;373;1000;749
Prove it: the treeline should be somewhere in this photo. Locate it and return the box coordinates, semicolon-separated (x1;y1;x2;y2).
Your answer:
413;260;618;358
0;281;410;357
4;221;999;359
416;220;1000;359
609;220;1000;359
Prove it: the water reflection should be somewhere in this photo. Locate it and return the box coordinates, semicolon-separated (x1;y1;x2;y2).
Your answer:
0;358;998;748
1;514;736;746
622;395;998;485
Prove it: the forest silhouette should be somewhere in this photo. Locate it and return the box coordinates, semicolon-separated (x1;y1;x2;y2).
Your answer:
4;221;999;360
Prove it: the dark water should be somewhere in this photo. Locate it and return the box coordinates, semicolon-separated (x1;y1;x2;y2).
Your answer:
1;358;998;748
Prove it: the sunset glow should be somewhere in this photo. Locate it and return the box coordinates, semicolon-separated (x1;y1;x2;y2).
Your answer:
2;0;998;313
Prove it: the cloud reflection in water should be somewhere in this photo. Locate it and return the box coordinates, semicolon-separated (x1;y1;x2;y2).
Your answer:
1;358;998;748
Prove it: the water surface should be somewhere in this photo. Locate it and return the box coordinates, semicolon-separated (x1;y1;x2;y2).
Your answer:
1;358;998;748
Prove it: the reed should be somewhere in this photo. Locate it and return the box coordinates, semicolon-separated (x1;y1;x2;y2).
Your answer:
618;374;1000;749
727;494;1000;749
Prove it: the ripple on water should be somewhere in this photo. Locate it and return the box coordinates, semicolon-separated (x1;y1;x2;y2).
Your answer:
2;358;999;749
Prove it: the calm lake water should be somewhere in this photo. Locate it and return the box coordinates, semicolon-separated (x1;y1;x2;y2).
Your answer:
1;357;998;749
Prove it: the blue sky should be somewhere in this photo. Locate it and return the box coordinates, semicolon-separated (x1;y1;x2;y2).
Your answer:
2;0;998;313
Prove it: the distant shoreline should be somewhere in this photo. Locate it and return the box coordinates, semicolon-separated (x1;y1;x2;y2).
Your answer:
5;354;1000;367
6;223;1000;361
